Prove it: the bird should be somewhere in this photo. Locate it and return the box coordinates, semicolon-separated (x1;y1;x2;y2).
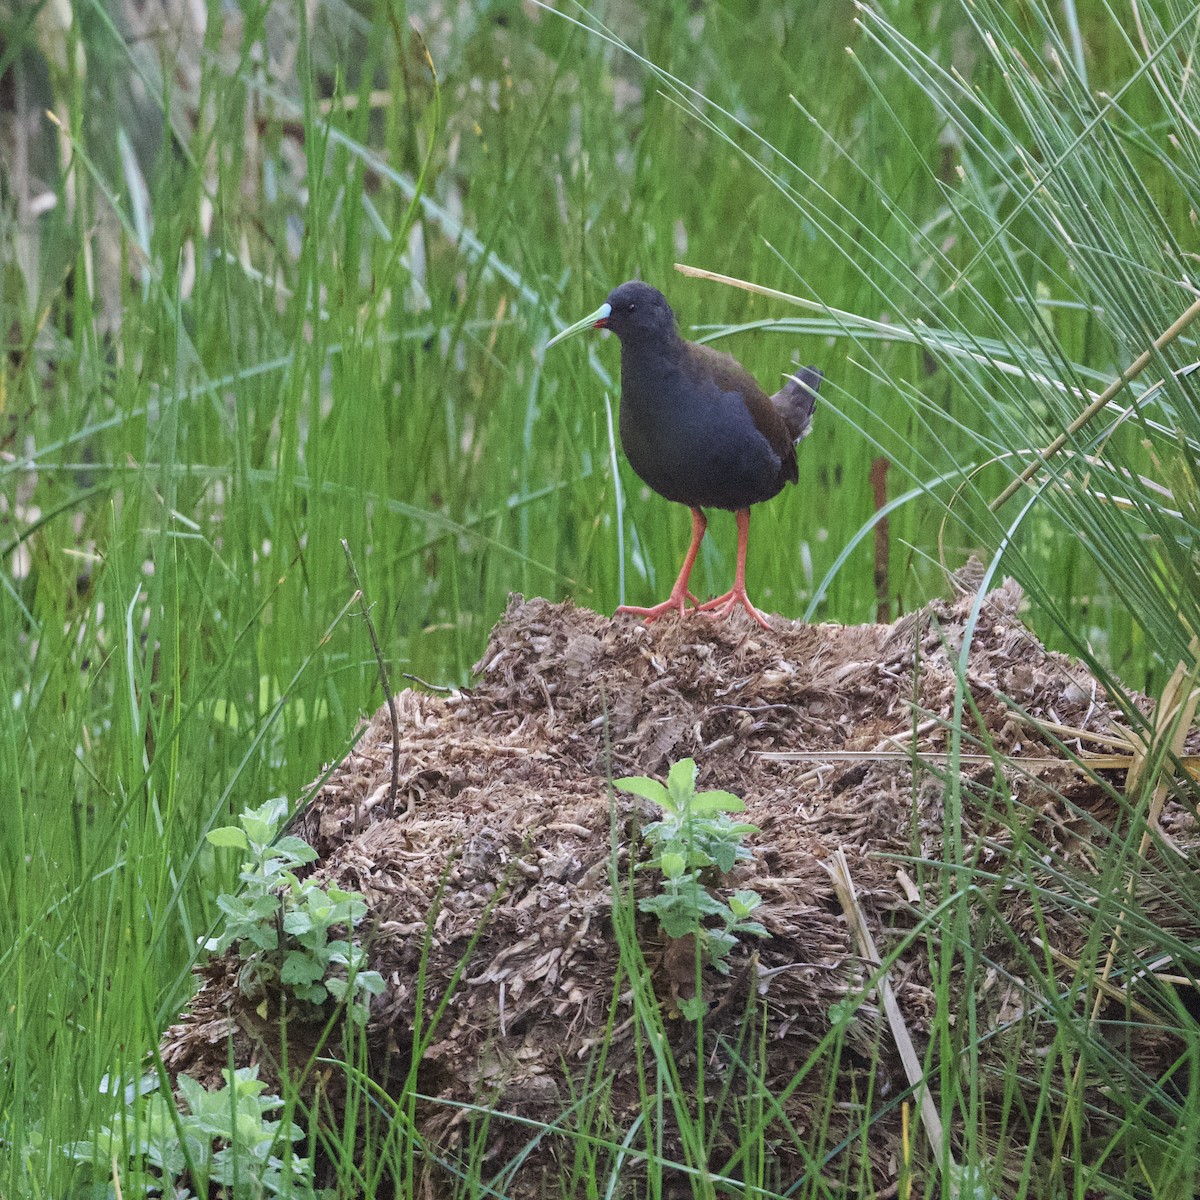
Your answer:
546;280;822;631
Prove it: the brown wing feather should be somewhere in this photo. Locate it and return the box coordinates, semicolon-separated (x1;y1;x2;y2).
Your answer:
686;342;798;480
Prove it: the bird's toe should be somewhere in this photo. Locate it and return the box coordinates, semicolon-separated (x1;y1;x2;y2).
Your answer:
696;588;772;631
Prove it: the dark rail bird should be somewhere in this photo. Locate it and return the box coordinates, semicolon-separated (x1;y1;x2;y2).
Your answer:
547;281;821;630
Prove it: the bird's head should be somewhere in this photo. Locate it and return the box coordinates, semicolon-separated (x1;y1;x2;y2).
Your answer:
545;281;678;351
597;281;677;344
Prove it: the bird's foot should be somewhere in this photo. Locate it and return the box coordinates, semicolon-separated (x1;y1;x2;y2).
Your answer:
695;588;772;631
615;589;697;622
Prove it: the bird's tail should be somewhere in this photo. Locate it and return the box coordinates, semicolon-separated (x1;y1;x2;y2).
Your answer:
772;365;822;445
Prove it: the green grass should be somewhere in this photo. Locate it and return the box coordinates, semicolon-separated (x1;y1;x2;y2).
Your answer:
2;0;1199;1194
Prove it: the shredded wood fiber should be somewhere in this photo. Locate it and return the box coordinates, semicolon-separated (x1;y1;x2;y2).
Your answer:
163;580;1198;1193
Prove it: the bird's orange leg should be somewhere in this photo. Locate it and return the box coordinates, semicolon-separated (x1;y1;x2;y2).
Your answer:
617;508;706;622
696;508;772;630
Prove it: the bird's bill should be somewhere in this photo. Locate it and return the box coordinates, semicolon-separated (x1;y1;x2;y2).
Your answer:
545;302;612;349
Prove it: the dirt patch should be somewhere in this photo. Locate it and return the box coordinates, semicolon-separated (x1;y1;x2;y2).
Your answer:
162;577;1198;1193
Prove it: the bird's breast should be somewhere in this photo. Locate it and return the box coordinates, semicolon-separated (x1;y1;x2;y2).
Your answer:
618;357;790;511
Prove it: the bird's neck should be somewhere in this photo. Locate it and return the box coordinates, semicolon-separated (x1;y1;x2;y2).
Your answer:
618;330;686;388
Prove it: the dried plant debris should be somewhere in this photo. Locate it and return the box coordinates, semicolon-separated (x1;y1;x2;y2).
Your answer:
163;579;1200;1193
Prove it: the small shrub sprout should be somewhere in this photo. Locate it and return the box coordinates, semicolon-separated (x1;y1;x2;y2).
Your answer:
205;797;384;1023
616;758;769;982
64;1066;315;1199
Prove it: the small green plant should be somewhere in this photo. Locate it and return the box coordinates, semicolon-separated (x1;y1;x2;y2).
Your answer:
206;797;385;1023
64;1066;316;1198
616;758;769;982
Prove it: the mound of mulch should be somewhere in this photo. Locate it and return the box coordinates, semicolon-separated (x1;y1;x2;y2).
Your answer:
162;576;1198;1193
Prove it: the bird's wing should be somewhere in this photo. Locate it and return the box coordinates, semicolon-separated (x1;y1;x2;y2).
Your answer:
687;342;795;453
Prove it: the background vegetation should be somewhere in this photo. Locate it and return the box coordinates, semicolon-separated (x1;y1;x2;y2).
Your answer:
2;0;1198;1194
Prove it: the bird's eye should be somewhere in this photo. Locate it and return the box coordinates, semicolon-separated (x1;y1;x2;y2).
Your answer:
627;303;637;313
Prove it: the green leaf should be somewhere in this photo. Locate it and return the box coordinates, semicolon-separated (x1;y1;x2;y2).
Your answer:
705;927;738;962
691;890;734;920
324;939;355;961
240;799;287;846
282;910;313;936
688;789;745;815
281;951;324;986
242;925;279;951
639;893;699;938
729;890;763;917
176;1073;206;1115
274;836;318;864
726;820;759;838
614;775;670;806
247;893;280;919
206;826;249;850
678;995;708;1021
659;912;702;939
296;981;328;1005
666;758;698;805
658;851;687;880
707;841;742;874
646;832;684;860
357;970;386;995
732;920;769;939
